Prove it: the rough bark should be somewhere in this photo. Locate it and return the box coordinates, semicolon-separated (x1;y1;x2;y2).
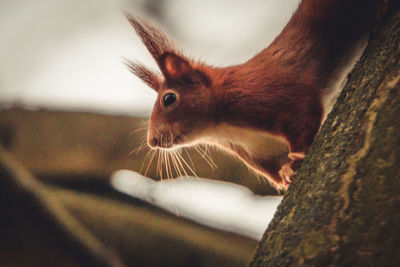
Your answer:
251;1;400;266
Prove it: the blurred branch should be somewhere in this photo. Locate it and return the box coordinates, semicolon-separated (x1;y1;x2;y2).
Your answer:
0;145;125;267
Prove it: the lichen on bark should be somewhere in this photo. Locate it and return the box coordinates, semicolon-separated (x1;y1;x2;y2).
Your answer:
250;1;400;266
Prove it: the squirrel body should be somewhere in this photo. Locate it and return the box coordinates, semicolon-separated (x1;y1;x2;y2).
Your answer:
126;0;387;190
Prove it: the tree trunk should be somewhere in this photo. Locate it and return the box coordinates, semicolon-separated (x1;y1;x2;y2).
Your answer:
251;1;400;266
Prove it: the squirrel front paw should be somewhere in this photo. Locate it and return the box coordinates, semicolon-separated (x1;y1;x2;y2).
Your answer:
288;152;305;160
279;162;295;186
279;152;305;187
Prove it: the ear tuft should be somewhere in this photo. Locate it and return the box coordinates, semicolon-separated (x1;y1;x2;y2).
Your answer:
125;13;211;88
125;13;175;62
125;60;161;92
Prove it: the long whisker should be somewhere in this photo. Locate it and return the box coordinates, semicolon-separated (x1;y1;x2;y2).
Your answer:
200;144;218;169
156;149;163;180
165;151;172;179
166;130;184;177
194;145;217;170
161;136;166;180
129;142;149;155
197;145;218;168
161;149;165;179
175;149;197;177
173;129;217;172
139;148;153;173
172;149;188;177
163;149;170;180
170;150;183;177
165;130;175;179
169;151;179;177
144;149;157;176
166;140;174;179
129;119;149;135
129;126;148;135
183;148;196;173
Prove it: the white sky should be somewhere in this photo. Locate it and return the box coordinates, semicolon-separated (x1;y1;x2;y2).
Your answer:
0;0;298;116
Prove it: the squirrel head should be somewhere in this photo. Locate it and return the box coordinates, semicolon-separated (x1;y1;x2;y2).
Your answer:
126;15;215;149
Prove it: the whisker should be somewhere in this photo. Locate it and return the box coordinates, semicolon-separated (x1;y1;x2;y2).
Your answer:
183;148;196;173
197;144;211;160
129;120;149;135
175;149;197;177
156;149;163;180
161;136;167;179
174;129;217;172
165;130;175;179
128;142;149;155
203;146;218;169
144;149;157;176
172;149;188;177
129;126;148;136
194;144;206;157
161;149;165;179
139;148;153;174
170;150;183;177
194;145;217;170
128;121;149;157
163;149;171;180
165;151;173;179
200;144;218;169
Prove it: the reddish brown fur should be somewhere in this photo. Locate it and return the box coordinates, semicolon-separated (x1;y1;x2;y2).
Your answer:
126;0;386;190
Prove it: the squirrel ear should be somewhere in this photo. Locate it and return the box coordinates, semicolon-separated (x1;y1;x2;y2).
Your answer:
160;52;192;81
160;52;211;87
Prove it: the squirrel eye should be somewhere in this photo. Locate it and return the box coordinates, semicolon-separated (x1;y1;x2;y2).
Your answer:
163;93;176;107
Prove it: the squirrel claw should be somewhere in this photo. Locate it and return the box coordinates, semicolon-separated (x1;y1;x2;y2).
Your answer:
279;153;305;186
279;162;295;185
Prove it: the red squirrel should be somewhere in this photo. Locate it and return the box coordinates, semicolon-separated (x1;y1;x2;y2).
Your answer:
126;0;387;190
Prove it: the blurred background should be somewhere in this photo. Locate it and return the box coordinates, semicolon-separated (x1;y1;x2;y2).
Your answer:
0;0;298;115
0;0;299;266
